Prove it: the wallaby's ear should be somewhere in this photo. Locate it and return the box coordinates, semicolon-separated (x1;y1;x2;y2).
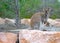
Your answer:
48;7;53;12
43;7;52;12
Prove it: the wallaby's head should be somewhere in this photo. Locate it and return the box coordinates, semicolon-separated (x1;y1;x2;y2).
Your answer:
43;7;52;15
42;8;52;24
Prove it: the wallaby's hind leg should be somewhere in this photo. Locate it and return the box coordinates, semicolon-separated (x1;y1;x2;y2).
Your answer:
30;23;40;30
30;24;35;30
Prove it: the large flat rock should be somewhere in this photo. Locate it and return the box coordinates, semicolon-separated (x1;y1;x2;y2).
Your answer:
19;30;60;43
0;32;17;43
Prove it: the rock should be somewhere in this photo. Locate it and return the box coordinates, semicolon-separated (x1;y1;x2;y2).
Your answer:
19;30;60;43
47;18;56;25
0;18;5;24
5;18;16;27
55;19;60;27
0;18;31;29
53;22;60;27
47;18;60;27
5;18;15;23
0;32;17;43
21;19;30;26
55;19;60;22
5;18;31;26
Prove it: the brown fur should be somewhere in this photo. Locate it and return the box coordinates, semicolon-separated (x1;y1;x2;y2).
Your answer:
30;12;45;29
30;8;51;29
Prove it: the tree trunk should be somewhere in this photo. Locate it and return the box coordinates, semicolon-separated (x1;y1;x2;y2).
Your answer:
14;0;21;29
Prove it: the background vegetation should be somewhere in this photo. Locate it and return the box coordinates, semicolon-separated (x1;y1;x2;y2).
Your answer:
0;0;60;19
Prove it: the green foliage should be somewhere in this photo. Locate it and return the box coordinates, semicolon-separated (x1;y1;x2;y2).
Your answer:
20;0;41;18
0;0;15;18
50;14;57;19
0;0;60;19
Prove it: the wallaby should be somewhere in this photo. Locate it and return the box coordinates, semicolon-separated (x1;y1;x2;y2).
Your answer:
30;8;52;29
